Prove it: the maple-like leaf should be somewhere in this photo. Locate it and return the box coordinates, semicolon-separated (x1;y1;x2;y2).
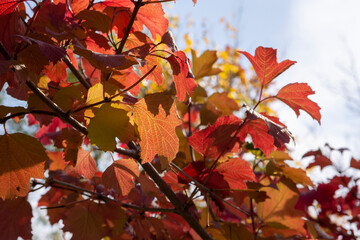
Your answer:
257;178;306;237
191;49;221;79
65;148;97;179
350;158;360;169
0;197;32;240
76;9;111;33
133;93;181;164
74;42;137;70
239;46;296;86
63;203;107;240
17;35;66;64
188;115;242;159
303;149;332;170
276;82;321;124
87;103;135;151
207;92;239;116
102;159;139;196
239;119;275;156
216;158;256;190
167;51;197;102
0;133;48;199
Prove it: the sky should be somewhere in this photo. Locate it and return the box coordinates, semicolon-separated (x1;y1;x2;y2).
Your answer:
166;0;360;161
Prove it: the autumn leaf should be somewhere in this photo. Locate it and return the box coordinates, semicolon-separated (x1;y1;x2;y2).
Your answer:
87;103;135;151
239;119;275;156
167;51;197;102
257;178;306;237
0;133;48;199
65;148;97;179
63;203;107;240
207;92;239;116
350;158;360;169
17;35;66;64
217;158;256;190
303;149;332;170
102;159;139;196
191;49;221;79
188;115;242;159
133;93;181;164
76;9;111;33
276;82;321;124
239;46;296;86
0;197;32;240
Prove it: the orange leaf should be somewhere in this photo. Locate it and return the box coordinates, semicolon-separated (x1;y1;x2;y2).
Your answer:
167;51;197;102
133;93;181;164
65;148;97;179
240;46;296;86
102;159;139;196
191;49;221;79
0;133;48;199
217;158;256;190
0;197;32;239
276;82;321;124
257;178;306;237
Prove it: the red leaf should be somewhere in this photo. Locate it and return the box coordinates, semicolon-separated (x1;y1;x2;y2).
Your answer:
102;159;139;196
167;51;197;102
240;46;296;86
303;149;332;170
276;82;321;124
239;119;275;156
350;158;360;169
217;158;256;190
103;0;168;40
17;35;66;64
0;197;32;240
187;115;242;159
63;202;107;240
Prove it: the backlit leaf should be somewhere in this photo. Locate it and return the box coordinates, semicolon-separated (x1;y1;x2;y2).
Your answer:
188;115;242;159
0;197;32;240
217;158;256;190
239;46;296;86
167;51;197;102
88;103;134;151
65;148;96;179
133;93;181;164
63;203;107;240
257;178;306;237
102;159;139;196
191;49;221;79
276;82;321;124
0;133;47;199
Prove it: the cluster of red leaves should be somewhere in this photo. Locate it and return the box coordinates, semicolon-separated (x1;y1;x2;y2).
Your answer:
1;0;357;239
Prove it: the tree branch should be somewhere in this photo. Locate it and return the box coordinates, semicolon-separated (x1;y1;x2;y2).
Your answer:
116;0;144;54
62;56;91;90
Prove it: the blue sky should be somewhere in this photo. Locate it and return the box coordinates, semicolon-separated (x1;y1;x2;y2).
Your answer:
166;0;360;160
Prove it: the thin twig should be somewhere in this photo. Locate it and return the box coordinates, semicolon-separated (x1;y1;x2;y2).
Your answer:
171;162;249;216
63;56;91;90
0;110;59;124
